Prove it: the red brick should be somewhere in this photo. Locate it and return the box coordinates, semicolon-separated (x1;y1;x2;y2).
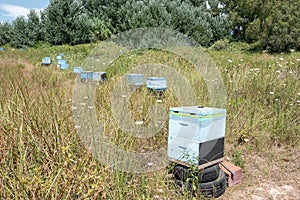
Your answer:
219;161;242;187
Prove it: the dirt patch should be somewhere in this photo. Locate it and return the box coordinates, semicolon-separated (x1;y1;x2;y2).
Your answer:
220;146;300;200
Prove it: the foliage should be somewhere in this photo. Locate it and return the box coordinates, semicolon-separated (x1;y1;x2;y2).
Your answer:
0;0;230;47
209;39;229;51
0;0;299;52
0;43;299;199
0;22;12;46
223;0;300;52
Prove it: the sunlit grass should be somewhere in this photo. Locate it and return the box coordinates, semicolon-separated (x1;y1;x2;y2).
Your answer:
0;44;299;199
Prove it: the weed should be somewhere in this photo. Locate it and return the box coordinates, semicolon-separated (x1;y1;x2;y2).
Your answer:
0;44;299;199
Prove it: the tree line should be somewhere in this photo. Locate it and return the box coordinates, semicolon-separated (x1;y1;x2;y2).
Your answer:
0;0;299;52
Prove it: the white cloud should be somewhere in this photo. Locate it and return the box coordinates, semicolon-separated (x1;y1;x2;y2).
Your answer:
0;3;29;18
0;3;43;19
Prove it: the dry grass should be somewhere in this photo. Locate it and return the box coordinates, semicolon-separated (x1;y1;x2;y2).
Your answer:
0;45;299;199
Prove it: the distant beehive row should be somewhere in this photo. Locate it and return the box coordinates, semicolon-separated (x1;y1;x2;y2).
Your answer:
40;54;109;83
40;56;168;90
127;74;167;91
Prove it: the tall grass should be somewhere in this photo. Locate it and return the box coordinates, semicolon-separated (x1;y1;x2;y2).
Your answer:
0;45;299;199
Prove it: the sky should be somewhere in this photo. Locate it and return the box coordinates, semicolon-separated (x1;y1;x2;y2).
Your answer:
0;0;50;23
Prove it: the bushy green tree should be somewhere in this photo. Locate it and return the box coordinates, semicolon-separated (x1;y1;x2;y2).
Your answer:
115;0;230;46
246;1;300;52
27;10;43;44
42;0;95;45
223;0;300;52
10;16;30;48
0;22;12;46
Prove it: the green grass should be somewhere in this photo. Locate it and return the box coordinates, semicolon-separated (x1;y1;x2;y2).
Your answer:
0;43;299;199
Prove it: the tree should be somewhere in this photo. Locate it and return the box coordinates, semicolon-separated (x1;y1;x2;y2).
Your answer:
245;0;300;52
41;0;96;45
10;16;29;48
27;10;43;44
0;22;12;46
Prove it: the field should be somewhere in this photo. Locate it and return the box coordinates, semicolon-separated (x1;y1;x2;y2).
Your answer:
0;43;299;199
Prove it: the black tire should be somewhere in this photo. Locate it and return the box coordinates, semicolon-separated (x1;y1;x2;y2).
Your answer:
174;169;227;198
199;164;220;183
173;164;220;183
199;169;227;198
173;165;190;181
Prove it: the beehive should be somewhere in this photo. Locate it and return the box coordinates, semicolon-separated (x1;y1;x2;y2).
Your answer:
93;72;107;82
57;60;67;65
0;47;4;51
42;57;51;65
56;55;62;60
127;74;144;86
74;67;83;74
80;71;94;82
168;106;226;167
146;77;167;91
60;63;69;70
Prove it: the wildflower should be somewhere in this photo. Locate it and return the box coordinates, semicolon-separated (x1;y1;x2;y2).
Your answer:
296;100;300;103
135;121;144;125
282;83;286;87
254;68;260;71
278;64;283;67
227;59;233;63
298;93;300;96
270;92;274;95
296;59;300;62
290;62;294;65
158;189;164;193
276;70;281;73
279;57;284;61
275;99;279;101
229;80;233;83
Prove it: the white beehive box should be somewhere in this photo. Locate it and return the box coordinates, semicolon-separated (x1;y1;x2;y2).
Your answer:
127;74;144;86
168;106;226;167
146;77;167;91
42;57;51;66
